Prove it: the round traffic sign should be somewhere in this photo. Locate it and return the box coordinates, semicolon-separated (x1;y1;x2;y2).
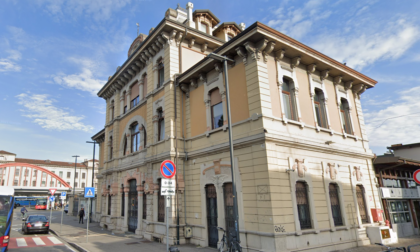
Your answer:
161;160;176;179
414;169;420;184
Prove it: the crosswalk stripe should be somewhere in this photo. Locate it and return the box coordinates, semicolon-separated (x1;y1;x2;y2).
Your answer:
16;238;27;247
33;237;46;245
47;237;62;244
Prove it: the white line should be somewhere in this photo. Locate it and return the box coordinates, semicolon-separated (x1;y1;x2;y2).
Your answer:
47;236;63;244
33;237;46;245
16;238;27;247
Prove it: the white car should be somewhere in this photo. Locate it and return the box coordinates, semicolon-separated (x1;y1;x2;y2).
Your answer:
64;204;69;213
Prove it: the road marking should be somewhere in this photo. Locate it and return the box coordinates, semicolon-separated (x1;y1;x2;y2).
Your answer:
48;236;62;244
16;238;27;247
33;237;46;245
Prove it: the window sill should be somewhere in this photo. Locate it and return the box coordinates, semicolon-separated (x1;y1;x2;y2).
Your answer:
205;126;224;137
284;118;305;128
344;133;358;141
296;228;319;236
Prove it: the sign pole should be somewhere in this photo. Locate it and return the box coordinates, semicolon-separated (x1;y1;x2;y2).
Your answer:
87;199;90;243
166;196;169;252
61;198;64;234
49;199;53;226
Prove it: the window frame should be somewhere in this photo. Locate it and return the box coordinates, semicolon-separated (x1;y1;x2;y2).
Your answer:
157;109;165;141
282;78;298;121
296;181;312;229
158;62;164;88
340;99;353;135
329;183;343;226
200;22;208;33
314;89;327;128
131;123;140;152
211;102;223;130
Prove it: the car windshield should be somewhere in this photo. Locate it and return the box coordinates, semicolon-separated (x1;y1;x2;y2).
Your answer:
28;216;47;222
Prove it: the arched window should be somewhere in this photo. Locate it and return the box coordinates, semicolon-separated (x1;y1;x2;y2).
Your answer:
282;78;297;121
131;123;140;152
109;136;113;160
210;88;223;129
329;183;343;226
143;124;147;147
356;185;369;223
158;109;165;141
158;61;164;88
296;181;311;229
340;98;352;134
314;89;327;128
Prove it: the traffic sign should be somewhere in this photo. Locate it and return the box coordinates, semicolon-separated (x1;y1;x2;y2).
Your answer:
414;169;420;184
49;196;55;202
160;188;175;196
61;192;67;197
84;187;95;198
161;179;176;188
49;188;57;195
160;160;176;179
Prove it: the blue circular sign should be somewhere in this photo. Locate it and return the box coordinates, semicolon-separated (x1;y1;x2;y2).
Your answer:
160;160;176;179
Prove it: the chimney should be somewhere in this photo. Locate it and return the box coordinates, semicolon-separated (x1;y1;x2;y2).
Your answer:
240;23;246;31
186;2;195;28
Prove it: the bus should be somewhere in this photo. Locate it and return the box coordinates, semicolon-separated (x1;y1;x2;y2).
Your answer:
14;196;47;207
0;187;14;252
35;198;48;210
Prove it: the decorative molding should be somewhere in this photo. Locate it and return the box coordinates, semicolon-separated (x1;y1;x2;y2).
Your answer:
201;42;208;53
292;158;307;178
175;31;183;46
244;39;268;61
307;64;316;73
275;49;286;61
235;46;247;65
188;38;195;48
198;72;207;84
190;79;197;88
333;76;342;85
344;81;353;91
321;70;330;80
353;166;363;181
262;41;276;63
291;56;301;68
214;62;222;73
326;163;337;180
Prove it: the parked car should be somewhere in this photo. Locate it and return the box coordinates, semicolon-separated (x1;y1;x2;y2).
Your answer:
64;204;69;213
21;215;49;234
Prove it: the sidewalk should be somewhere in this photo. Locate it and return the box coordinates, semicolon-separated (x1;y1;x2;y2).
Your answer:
50;214;420;252
49;213;214;252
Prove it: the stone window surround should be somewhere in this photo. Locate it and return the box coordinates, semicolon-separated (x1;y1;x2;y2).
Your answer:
107;130;113;161
199;158;245;248
153;51;165;90
119;115;147;156
153;98;166;143
321;162;350;231
333;77;357;139
287;157;319;235
119;67;148;116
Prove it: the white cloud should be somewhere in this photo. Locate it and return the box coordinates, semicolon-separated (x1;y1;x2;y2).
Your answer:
312;19;420;70
53;57;106;96
365;86;420;147
0;59;21;72
16;93;94;132
37;0;132;22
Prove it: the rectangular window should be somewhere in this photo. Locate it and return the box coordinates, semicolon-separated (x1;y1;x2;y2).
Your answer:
210;88;223;129
15;168;20;176
200;22;207;33
42;172;47;178
131;96;140;108
158;109;165;141
14;180;18;186
314;90;327;128
50;181;54;187
158;62;164;88
75;172;78;178
67;181;71;186
282;78;297;121
67;172;71;178
23;180;28;186
32;181;36;186
296;182;312;229
24;169;29;176
124;105;127;114
110;136;113;159
340;99;353;134
329;184;343;226
143;190;147;220
59;171;63;178
82;182;85;187
33;170;37;176
111;105;114;120
41;181;46;187
121;188;125;217
108;193;112;215
82;173;86;179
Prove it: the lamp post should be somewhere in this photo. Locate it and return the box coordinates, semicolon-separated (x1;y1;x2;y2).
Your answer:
87;140;99;223
72;155;79;198
207;53;240;250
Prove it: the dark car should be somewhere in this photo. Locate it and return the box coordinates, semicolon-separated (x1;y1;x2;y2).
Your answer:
21;215;49;234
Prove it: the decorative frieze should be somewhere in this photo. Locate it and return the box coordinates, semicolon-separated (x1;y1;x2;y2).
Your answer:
201;42;208;53
292;158;307;178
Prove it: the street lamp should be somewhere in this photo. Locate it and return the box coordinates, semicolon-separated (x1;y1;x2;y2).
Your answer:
72;155;79;197
87;140;99;222
207;53;241;250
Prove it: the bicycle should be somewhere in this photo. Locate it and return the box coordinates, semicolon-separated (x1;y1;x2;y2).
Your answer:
217;227;242;252
375;243;406;252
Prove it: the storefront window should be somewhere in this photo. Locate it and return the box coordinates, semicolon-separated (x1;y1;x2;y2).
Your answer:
389;200;411;224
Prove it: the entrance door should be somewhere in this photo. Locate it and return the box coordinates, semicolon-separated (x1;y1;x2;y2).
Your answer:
356;185;369;223
206;185;218;248
223;183;235;245
389;200;414;237
128;180;138;233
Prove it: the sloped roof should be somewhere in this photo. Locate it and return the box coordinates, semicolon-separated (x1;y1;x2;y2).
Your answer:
0;150;16;155
13;158;85;168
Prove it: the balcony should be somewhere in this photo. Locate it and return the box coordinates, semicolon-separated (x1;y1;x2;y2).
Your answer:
381;187;419;199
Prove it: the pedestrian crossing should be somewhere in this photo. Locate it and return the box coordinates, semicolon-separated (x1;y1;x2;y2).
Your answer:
8;236;63;249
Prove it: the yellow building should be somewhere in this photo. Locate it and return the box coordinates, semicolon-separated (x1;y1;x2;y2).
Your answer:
92;3;384;251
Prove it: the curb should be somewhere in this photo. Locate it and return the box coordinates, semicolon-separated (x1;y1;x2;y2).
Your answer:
50;228;89;252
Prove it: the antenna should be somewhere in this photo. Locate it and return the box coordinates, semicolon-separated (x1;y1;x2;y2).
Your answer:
136;23;139;36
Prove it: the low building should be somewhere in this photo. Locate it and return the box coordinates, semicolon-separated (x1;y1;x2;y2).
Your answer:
93;2;383;251
374;143;420;238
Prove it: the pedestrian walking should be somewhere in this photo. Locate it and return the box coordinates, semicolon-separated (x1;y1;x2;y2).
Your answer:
79;207;85;224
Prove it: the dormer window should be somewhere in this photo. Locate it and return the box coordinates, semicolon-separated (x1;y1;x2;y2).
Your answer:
200;22;207;33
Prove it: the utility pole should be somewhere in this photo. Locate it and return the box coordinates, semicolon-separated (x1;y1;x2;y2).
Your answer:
72;155;79;214
86;141;99;223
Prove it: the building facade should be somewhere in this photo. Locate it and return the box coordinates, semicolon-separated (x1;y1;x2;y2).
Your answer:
0;150;98;195
93;3;382;251
375;143;420;238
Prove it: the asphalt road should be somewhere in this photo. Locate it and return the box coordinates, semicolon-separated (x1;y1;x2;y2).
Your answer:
8;208;75;252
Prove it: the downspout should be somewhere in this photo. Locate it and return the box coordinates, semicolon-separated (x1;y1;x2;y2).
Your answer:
174;26;188;246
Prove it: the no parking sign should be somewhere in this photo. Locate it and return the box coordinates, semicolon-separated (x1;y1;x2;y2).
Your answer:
160;160;176;179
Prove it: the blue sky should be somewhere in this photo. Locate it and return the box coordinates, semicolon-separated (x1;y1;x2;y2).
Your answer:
1;0;419;161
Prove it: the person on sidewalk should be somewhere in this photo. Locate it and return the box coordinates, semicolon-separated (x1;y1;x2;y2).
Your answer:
79;207;85;224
